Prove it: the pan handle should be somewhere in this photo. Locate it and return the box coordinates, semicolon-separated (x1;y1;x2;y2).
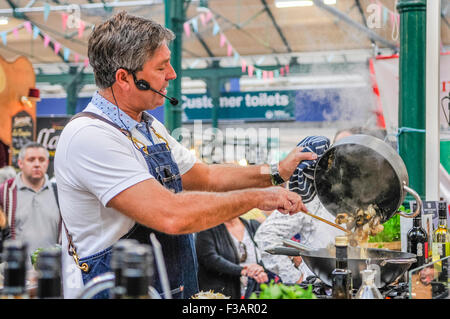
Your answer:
396;183;422;218
380;258;417;266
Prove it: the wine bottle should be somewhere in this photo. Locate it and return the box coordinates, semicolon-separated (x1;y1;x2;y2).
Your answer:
110;239;139;299
331;236;352;299
122;244;154;299
407;211;428;269
36;248;62;299
1;240;28;299
432;201;450;282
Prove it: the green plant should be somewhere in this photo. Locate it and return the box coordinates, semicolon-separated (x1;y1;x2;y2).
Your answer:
368;209;403;243
250;280;316;299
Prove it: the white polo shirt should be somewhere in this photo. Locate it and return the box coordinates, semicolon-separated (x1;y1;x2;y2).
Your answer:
54;102;196;298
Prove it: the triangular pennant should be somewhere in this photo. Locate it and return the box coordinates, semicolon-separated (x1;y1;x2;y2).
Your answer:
63;47;71;61
220;33;226;47
227;43;233;56
24;21;32;33
241;59;247;73
274;70;280;78
61;13;68;31
1;32;7;45
191;18;198;33
248;65;254;77
285;64;290;74
200;13;206;26
212;22;220;36
12;28;19;38
44;2;51;22
233;51;239;62
83;58;89;67
262;70;268;80
268;71;274;80
74;53;79;63
205;10;213;24
256;69;262;79
78;20;85;38
54;42;61;54
32;26;40;39
280;67;285;76
183;22;191;37
44;34;51;47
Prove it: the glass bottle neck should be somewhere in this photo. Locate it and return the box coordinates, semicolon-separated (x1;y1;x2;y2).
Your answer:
335;245;348;269
413;217;422;227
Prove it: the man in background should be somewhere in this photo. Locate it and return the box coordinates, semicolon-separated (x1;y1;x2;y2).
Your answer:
0;142;60;265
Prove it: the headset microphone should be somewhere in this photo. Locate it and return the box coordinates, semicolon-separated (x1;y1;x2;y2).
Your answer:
132;74;179;106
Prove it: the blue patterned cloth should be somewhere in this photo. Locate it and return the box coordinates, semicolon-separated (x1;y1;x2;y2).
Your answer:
288;136;330;203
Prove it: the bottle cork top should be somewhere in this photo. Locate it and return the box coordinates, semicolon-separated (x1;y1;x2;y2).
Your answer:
335;236;349;246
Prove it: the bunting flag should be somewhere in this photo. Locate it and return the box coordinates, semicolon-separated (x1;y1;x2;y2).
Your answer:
219;33;226;47
0;19;89;64
205;11;213;24
248;65;254;77
183;7;290;83
78;20;85;38
44;34;51;47
191;17;198;33
241;59;247;73
32;26;40;39
1;32;6;45
227;43;233;56
44;2;51;22
212;22;220;36
54;42;61;54
24;21;32;33
200;13;206;27
61;13;69;31
63;47;71;61
183;22;191;38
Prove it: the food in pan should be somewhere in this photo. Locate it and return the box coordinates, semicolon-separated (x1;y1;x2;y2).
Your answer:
335;204;384;247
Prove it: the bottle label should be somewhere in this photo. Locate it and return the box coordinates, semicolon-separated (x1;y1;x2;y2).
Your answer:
417;243;423;257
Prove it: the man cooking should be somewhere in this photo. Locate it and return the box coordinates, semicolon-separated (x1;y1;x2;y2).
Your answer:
54;11;316;299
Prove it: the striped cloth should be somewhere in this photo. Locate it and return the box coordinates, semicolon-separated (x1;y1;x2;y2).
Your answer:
288;136;330;203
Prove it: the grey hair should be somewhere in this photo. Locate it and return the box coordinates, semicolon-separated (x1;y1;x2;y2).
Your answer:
18;142;49;161
88;11;175;89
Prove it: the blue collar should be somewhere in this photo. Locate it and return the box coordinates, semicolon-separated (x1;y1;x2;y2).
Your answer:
91;91;154;131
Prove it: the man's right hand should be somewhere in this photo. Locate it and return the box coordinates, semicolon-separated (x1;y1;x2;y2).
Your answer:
257;186;307;215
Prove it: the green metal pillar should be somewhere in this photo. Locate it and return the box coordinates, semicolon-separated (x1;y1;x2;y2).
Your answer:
165;0;184;133
207;61;222;129
65;66;82;115
397;0;427;199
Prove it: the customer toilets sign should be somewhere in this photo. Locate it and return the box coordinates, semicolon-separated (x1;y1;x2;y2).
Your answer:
182;91;294;121
181;87;372;122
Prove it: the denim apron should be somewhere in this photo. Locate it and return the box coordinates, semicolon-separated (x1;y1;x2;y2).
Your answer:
69;112;198;299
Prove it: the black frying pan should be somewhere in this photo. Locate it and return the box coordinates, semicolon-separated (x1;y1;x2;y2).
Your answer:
266;245;416;289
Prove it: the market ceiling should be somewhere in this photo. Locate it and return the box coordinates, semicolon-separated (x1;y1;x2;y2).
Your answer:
0;0;448;74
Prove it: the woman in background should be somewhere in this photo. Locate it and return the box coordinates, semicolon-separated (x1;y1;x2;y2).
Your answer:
195;216;273;299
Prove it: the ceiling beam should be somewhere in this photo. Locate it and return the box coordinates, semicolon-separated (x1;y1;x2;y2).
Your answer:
260;0;292;53
35;61;366;85
311;0;398;51
354;0;376;47
208;8;282;54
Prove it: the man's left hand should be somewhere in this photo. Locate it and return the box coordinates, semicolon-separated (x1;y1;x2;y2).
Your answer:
278;146;318;181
